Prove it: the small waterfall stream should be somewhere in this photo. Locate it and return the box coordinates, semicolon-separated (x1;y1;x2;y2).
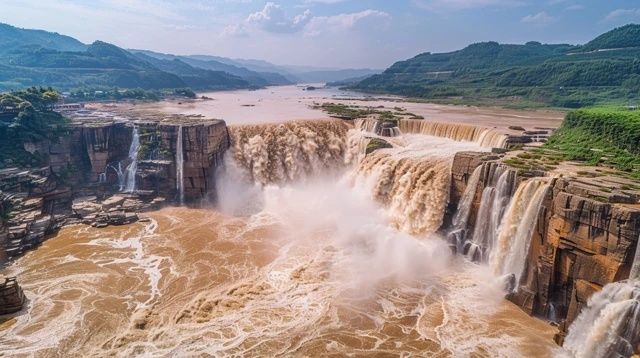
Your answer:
115;162;125;191
448;166;482;253
124;127;140;193
176;126;185;205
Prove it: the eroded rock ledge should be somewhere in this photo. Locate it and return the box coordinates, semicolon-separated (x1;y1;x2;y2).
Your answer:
448;151;640;345
0;117;229;263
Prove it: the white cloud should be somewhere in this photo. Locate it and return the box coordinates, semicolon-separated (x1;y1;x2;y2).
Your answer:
413;0;521;11
246;2;312;33
225;3;389;38
305;9;391;36
521;11;555;25
604;8;640;22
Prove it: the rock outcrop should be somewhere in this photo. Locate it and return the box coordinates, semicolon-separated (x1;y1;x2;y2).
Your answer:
0;276;26;315
446;153;640;346
135;121;228;202
0;117;229;263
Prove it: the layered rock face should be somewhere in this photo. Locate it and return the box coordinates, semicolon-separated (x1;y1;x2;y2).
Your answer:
447;153;640;346
1;118;229;262
138;121;228;202
524;178;640;344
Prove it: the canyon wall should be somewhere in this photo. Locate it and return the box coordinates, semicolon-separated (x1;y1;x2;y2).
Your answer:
448;152;640;344
0;119;229;262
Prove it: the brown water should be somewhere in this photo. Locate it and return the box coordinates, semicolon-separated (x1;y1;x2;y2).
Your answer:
120;85;564;130
0;206;558;357
1;120;561;357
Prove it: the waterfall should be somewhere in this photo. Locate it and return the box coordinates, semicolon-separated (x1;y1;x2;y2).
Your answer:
489;178;550;290
397;119;509;148
631;239;640;281
124;127;140;193
563;281;640;358
466;187;496;261
448;163;516;259
228;120;350;186
353;152;452;235
353;119;400;137
448;166;482;252
116;163;125;191
563;239;640;357
463;166;515;262
176;126;185;205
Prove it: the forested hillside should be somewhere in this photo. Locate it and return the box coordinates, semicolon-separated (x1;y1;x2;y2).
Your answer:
353;24;640;108
0;23;274;91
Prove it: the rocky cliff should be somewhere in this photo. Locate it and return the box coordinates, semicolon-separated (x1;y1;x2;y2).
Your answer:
447;152;640;346
0;117;229;263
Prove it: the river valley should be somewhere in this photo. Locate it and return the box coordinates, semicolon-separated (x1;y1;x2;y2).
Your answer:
1;86;638;357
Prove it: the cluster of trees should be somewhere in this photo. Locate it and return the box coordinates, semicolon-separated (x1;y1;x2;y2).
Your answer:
67;87;196;102
581;24;640;51
0;87;67;168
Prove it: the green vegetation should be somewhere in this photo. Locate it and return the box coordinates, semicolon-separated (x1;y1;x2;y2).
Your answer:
0;87;68;168
545;107;640;178
352;25;640;109
314;102;422;123
0;23;291;92
581;24;640;52
314;103;376;120
366;138;392;155
137;127;171;160
67;87;196;102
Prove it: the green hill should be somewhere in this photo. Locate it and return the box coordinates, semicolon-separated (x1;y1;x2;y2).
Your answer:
0;23;86;54
581;24;640;52
0;23;252;92
353;24;640;108
130;49;292;87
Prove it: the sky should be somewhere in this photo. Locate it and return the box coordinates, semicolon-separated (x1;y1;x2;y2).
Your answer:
0;0;639;69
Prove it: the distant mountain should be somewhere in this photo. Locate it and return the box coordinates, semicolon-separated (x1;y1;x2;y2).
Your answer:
291;69;381;84
582;24;640;52
132;50;292;86
133;52;248;90
181;54;381;84
0;23;251;91
0;23;86;54
353;24;640;108
0;22;381;92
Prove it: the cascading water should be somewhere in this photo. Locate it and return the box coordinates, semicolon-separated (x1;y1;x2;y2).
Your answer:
464;165;516;262
490;178;550;291
354;118;401;137
562;241;640;358
176;126;185;205
397;119;509;148
124;127;140;193
115;162;125;191
448;166;482;252
447;163;516;260
228;120;350;186
352;152;453;235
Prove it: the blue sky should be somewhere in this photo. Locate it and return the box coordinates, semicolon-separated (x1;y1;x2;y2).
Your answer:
0;0;639;68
